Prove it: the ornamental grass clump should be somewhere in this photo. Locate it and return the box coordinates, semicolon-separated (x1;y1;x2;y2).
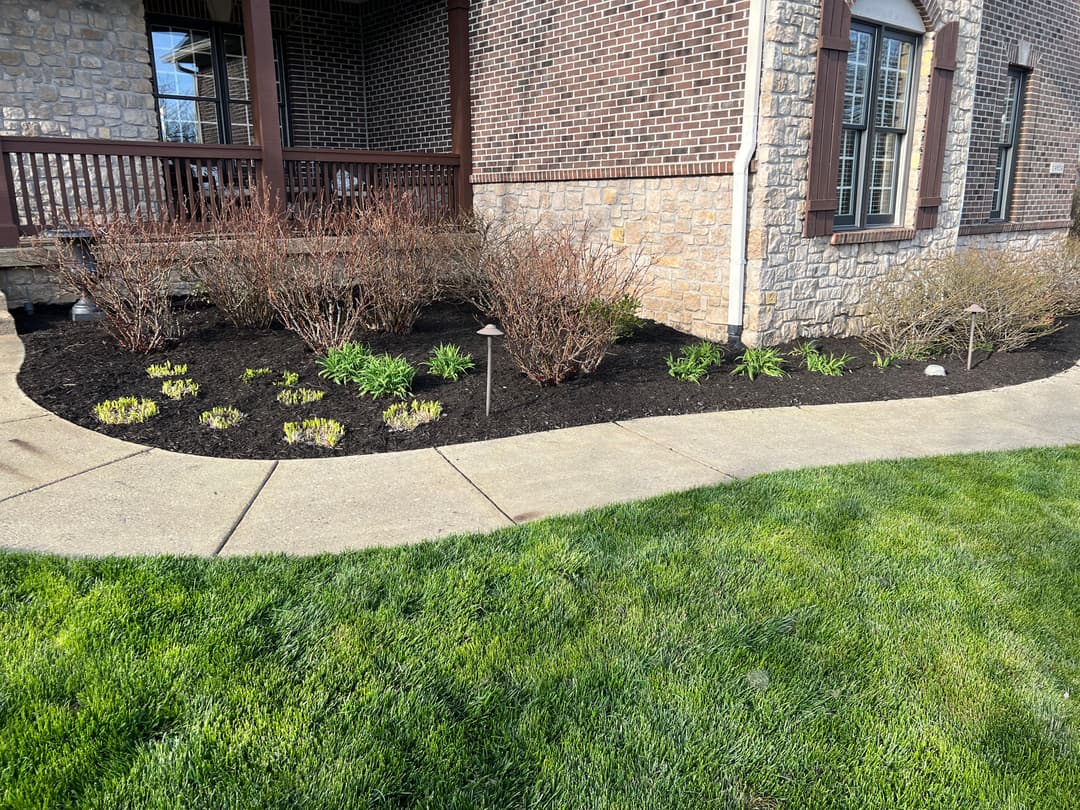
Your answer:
199;406;245;430
471;221;645;385
145;361;188;379
731;347;786;381
357;354;415;399
425;343;475;381
317;342;373;385
161;378;199;400
93;397;158;425
667;341;724;383
276;388;325;406
283;417;345;449
50;214;195;353
382;399;443;432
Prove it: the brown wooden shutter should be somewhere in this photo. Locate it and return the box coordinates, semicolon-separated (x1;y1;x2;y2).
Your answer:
915;22;959;230
803;0;851;238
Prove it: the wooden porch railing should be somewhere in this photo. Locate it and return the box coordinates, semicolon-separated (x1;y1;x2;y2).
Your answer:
0;136;461;247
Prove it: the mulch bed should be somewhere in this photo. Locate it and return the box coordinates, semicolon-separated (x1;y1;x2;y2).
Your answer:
14;302;1080;460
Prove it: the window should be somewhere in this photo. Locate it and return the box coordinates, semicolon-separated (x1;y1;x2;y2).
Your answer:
148;18;289;146
836;22;918;229
990;69;1026;221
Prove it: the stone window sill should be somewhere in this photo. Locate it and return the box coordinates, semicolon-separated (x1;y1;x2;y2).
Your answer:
830;227;916;246
957;219;1071;237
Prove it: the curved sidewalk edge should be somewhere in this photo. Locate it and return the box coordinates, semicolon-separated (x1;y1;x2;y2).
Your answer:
1;330;1078;557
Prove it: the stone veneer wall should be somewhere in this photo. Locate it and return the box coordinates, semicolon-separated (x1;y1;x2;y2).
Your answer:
473;176;734;340
742;0;984;346
0;0;157;140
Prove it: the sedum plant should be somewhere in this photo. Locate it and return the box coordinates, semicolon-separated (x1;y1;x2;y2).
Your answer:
240;367;273;383
276;387;325;406
731;347;786;381
357;354;416;399
274;370;300;387
317;342;373;385
425;343;475;381
383;399;444;432
283;417;345;449
146;361;188;379
161;378;200;400
93;397;158;425
667;341;724;383
199;406;245;430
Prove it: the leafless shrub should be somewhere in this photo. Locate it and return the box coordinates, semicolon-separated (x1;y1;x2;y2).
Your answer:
473;221;645;385
263;205;372;353
197;188;284;329
1055;239;1080;316
50;214;194;353
861;247;1064;358
350;191;440;334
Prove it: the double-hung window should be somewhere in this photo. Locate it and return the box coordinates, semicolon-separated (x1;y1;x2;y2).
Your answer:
990;69;1026;221
836;22;917;229
148;18;289;146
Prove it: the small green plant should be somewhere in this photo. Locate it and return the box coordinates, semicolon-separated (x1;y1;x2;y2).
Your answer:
425;343;475;381
161;378;200;400
93;397;158;425
199;406;245;430
791;342;853;377
586;293;644;339
283;417;345;449
357;354;416;399
731;347;786;381
274;370;300;387
667;341;724;383
873;352;901;369
240;367;273;383
317;342;373;385
276;387;325;406
145;361;187;379
382;399;444;432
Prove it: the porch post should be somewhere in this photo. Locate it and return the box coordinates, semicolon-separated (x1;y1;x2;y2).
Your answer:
448;0;473;214
241;0;285;203
0;142;20;247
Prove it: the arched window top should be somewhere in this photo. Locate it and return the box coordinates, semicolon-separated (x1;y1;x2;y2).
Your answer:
851;0;925;33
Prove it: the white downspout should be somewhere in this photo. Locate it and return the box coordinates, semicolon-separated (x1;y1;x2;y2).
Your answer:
727;0;768;343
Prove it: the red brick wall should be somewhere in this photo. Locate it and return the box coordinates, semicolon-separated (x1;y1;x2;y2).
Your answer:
361;0;451;153
470;0;750;182
960;0;1080;227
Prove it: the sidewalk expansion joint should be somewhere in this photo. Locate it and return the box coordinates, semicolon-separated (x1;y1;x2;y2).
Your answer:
434;447;517;525
213;460;278;556
613;421;734;478
0;448;152;505
0;414;49;427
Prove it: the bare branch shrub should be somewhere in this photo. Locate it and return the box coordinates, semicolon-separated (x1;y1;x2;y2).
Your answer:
860;247;1064;358
265;206;372;353
474;221;645;385
50;214;194;353
1055;239;1080;316
197;188;284;329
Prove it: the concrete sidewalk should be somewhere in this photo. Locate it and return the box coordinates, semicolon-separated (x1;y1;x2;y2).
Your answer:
1;329;1078;557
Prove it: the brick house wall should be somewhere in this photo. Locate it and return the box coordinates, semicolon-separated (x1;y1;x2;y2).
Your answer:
361;0;450;153
959;0;1080;228
469;0;750;181
0;0;157;140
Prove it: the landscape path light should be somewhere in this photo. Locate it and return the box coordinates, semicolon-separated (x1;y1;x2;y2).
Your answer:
477;323;504;417
965;304;986;371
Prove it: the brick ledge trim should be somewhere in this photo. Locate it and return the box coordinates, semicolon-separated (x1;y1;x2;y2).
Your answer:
957;220;1072;237
471;161;753;185
830;227;917;245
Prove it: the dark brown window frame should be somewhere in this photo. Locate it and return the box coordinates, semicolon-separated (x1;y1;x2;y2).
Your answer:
989;67;1027;222
146;12;291;147
835;20;920;231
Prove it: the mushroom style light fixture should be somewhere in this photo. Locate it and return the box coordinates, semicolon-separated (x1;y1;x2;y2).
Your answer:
477;323;503;417
965;304;986;371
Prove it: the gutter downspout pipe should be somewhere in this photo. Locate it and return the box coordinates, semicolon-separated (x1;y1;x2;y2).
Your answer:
727;0;768;344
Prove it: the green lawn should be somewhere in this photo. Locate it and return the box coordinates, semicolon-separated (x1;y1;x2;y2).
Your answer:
2;448;1078;809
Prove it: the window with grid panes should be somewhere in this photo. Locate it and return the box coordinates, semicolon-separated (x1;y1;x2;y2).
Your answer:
835;22;918;229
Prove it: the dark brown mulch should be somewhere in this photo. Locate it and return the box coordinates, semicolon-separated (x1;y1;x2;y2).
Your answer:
13;302;1080;460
